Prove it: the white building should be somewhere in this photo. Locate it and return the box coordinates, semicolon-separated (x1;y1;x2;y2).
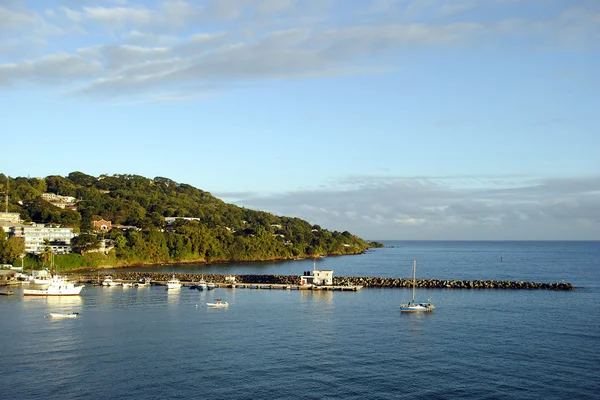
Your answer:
0;212;22;233
300;268;334;286
164;217;202;225
0;212;21;223
9;226;75;254
41;193;76;203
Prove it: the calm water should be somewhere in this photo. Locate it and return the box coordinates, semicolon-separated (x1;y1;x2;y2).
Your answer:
1;241;599;399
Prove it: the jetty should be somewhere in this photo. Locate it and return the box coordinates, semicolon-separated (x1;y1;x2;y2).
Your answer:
71;273;574;291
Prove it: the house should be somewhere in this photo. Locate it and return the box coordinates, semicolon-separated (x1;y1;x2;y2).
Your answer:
92;219;112;231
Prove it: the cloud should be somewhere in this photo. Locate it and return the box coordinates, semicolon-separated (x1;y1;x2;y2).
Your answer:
0;0;598;99
219;175;600;240
0;53;102;86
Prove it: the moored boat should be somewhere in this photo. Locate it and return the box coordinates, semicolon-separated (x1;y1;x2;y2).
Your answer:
400;260;435;312
136;277;151;287
23;275;84;296
197;277;208;291
166;275;182;289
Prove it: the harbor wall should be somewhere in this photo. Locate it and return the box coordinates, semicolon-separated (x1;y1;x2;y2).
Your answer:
74;272;574;290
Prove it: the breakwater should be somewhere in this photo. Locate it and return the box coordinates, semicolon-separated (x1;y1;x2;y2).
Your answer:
75;272;573;290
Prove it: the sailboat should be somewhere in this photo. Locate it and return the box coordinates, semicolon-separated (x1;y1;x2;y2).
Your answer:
399;260;435;312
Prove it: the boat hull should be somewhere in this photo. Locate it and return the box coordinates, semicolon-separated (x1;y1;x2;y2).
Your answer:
206;302;228;308
400;306;434;312
50;313;78;318
24;287;84;296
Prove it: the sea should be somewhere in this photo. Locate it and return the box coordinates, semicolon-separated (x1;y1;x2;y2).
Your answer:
1;241;598;399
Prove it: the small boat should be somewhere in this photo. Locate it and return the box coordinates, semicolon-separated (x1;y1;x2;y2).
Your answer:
136;277;151;287
206;282;216;290
400;260;435;313
206;299;228;308
50;312;79;319
122;282;134;288
166;275;182;289
102;275;114;286
197;277;208;291
0;290;14;296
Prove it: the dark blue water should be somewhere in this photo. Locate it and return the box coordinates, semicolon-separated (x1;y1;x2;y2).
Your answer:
1;241;599;399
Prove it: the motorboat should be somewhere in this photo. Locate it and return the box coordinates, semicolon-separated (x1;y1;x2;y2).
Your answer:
49;312;79;318
206;282;216;290
206;299;228;308
122;282;134;288
399;260;435;312
197;278;208;291
102;275;114;286
166;275;182;289
136;278;151;287
23;275;84;296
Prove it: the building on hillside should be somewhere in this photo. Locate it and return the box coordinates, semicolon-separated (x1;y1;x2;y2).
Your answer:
41;193;76;203
0;212;21;224
93;219;112;231
112;224;141;231
164;217;202;225
0;212;22;233
9;226;75;254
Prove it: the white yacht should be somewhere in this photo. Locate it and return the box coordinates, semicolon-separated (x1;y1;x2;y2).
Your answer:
23;275;84;296
166;275;182;289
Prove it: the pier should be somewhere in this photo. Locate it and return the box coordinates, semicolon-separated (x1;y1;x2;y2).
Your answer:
72;272;574;291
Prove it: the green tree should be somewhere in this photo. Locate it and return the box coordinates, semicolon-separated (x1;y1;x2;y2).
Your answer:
71;233;101;254
0;237;25;263
39;241;52;268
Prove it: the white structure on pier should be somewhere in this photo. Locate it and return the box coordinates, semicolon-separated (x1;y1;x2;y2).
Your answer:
300;259;333;286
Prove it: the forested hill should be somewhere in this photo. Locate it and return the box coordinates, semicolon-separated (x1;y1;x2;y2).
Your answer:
0;172;379;268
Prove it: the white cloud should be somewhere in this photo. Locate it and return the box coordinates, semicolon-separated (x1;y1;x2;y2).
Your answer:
223;175;600;239
0;0;598;98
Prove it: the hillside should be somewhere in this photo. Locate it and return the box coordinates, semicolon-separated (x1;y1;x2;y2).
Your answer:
0;172;377;269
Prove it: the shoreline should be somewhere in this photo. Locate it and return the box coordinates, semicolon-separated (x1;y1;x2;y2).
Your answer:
68;251;366;272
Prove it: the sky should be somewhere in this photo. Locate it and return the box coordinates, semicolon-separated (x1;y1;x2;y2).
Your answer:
1;0;599;240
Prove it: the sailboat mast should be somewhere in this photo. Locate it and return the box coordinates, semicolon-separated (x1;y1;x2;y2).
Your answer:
412;259;416;302
5;176;8;213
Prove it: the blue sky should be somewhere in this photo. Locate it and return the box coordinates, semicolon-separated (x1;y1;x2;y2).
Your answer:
1;0;599;240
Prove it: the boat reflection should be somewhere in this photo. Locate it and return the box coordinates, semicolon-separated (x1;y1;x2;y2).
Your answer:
167;287;181;306
23;294;83;307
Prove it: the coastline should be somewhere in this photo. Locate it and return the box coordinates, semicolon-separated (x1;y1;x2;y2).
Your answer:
68;249;368;272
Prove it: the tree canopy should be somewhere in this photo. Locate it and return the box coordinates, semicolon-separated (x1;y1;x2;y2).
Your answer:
0;172;378;266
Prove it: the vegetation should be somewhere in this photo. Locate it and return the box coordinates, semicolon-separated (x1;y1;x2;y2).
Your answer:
0;172;381;269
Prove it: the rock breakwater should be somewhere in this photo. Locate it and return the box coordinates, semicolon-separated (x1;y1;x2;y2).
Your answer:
74;272;573;290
